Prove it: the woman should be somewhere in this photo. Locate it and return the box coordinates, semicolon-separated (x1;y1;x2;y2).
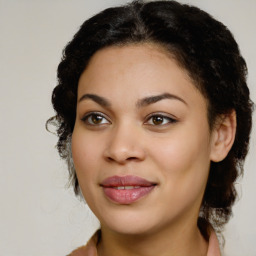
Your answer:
48;1;253;255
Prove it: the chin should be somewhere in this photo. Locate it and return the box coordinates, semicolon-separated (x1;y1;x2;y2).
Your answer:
107;222;153;236
98;208;162;236
85;203;146;235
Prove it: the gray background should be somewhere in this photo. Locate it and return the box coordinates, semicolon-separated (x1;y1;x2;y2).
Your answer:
0;0;255;255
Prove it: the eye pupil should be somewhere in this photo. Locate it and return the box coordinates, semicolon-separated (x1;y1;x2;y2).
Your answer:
152;116;163;125
92;115;103;124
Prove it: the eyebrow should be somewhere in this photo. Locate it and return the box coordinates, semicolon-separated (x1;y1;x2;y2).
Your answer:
78;92;187;108
136;93;187;108
78;94;111;107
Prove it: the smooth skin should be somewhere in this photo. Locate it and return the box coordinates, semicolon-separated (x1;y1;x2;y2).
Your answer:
72;43;236;256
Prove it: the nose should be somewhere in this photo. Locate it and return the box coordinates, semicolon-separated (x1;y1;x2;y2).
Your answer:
103;123;146;164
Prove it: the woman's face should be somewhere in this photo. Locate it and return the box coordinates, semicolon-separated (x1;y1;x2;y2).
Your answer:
72;44;216;235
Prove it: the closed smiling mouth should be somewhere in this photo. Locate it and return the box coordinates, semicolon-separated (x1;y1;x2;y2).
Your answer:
100;175;157;204
111;185;142;190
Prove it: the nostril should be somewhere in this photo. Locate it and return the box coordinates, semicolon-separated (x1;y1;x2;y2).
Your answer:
127;157;138;161
107;156;115;162
106;156;139;164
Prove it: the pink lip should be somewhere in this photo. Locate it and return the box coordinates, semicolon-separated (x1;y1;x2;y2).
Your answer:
101;175;156;204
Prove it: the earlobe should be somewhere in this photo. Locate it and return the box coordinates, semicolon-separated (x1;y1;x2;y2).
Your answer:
210;110;237;162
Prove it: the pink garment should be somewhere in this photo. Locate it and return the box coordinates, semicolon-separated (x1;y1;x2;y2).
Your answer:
207;229;222;256
68;229;221;256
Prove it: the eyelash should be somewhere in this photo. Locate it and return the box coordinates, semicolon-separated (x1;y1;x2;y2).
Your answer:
81;112;177;126
145;113;177;126
81;112;111;126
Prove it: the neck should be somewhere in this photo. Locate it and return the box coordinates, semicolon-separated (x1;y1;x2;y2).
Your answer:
97;220;208;256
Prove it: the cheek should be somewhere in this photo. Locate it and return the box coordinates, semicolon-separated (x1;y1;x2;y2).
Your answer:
71;131;103;206
71;131;101;181
151;139;210;216
150;128;211;191
153;136;209;169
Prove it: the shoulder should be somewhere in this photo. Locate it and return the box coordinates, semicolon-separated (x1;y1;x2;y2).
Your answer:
67;230;100;256
207;228;221;256
67;245;88;256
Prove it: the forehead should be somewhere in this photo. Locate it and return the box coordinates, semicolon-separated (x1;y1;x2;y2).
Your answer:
78;43;206;108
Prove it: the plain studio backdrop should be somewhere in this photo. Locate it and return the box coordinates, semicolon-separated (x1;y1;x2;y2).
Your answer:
0;0;255;255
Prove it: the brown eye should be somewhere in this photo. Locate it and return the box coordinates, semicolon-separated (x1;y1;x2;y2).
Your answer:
81;112;110;125
152;116;164;125
146;114;177;126
91;114;103;124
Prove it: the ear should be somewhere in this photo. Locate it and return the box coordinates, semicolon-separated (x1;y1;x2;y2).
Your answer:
210;110;237;162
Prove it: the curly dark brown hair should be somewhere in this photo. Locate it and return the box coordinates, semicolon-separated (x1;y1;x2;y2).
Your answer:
48;0;253;237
